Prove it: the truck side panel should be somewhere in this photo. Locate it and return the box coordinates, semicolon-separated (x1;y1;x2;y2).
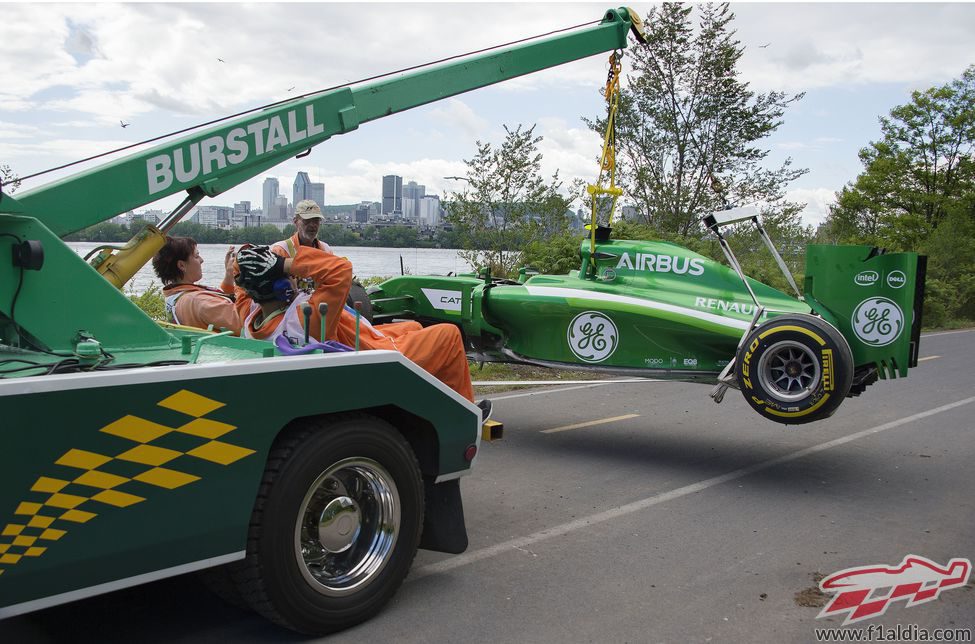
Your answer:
0;352;478;614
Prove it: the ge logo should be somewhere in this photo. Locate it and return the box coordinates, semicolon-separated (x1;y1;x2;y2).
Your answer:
567;311;619;363
852;297;904;347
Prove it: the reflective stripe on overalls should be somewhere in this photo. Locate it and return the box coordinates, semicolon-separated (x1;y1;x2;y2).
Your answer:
241;293;313;344
164;291;187;325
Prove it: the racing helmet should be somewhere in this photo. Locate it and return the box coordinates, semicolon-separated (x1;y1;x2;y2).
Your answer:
235;245;293;303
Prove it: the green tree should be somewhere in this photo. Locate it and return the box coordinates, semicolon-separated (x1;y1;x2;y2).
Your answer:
446;124;572;277
824;65;975;250
1;164;20;193
918;195;975;326
377;225;418;247
601;3;807;236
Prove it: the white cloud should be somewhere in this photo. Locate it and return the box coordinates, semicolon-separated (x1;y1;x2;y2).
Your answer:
733;4;975;92
535;117;602;199
787;188;838;228
2;3;972;222
427;99;490;141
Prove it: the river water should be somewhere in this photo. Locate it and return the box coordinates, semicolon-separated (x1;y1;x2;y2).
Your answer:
67;242;474;294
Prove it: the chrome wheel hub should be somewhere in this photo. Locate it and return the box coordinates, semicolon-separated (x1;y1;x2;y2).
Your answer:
294;457;400;597
317;496;361;553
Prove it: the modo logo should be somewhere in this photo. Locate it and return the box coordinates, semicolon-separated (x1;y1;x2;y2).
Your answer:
567;311;619;363
854;270;879;286
887;270;906;289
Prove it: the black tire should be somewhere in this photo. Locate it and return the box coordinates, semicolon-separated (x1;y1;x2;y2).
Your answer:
735;314;853;425
347;280;374;324
198;564;247;609
231;415;423;634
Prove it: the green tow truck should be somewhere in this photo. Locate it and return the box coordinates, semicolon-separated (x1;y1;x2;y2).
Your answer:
0;8;648;634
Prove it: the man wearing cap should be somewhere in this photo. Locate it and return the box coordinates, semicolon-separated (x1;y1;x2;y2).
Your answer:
273;197;423;338
271;199;333;259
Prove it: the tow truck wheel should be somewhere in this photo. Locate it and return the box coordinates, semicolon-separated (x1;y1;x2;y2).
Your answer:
235;415;423;634
735;314;853;425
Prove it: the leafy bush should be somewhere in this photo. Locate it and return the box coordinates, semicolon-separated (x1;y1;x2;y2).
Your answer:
519;230;584;275
920;206;975;326
128;283;166;320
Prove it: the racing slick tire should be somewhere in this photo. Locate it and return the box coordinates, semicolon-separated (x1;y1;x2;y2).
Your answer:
232;415;423;634
735;314;853;425
347;280;374;324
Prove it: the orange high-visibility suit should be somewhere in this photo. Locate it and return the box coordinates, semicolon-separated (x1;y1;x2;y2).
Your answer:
235;247;351;346
241;246;474;402
271;233;332;257
163;275;241;335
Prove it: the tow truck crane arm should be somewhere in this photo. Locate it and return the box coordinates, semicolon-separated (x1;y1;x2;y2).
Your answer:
0;7;645;352
12;8;645;237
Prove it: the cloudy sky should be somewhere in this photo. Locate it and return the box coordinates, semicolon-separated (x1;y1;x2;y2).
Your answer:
2;2;973;227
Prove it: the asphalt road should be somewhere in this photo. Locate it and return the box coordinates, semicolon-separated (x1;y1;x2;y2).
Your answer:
3;329;974;643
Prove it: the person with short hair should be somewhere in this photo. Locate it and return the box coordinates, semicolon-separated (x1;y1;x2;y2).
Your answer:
271;199;333;258
272;198;418;337
152;236;241;335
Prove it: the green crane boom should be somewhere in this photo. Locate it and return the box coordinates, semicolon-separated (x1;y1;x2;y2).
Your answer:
0;7;645;352
12;8;643;236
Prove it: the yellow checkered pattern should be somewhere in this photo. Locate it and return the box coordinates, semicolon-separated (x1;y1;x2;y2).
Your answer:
0;390;254;575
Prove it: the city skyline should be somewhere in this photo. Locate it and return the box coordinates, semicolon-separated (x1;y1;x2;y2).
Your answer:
125;171;446;231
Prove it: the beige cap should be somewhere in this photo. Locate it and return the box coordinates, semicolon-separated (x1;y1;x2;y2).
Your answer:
295;199;324;220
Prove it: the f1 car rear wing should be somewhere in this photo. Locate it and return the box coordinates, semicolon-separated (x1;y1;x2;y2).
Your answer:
702;205;926;384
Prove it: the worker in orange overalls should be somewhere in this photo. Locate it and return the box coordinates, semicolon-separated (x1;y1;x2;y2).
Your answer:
152;236;241;335
233;244;349;349
234;245;486;415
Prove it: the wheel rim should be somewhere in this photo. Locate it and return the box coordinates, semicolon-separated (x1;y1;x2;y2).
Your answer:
294;457;400;597
756;340;821;402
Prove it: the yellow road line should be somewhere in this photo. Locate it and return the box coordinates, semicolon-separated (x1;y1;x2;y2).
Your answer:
542;414;640;434
918;355;941;362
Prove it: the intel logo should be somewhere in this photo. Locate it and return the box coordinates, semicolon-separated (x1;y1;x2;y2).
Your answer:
887;270;906;289
854;270;879;286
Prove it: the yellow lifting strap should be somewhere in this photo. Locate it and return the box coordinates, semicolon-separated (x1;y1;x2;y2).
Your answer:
588;50;624;255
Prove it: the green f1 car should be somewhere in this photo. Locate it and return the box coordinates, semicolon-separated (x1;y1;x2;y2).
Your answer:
368;206;926;425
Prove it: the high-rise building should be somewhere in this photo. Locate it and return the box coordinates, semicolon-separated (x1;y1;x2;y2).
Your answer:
234;201;262;228
402;180;425;222
310;182;325;210
293;171;311;210
294;171;326;211
263;178;279;221
382;175;402;215
274;195;290;220
195;205;234;228
418;195;441;226
354;202;370;223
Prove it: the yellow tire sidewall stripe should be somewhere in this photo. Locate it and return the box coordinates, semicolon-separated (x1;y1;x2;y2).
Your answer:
757;324;826;346
765;393;830;418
